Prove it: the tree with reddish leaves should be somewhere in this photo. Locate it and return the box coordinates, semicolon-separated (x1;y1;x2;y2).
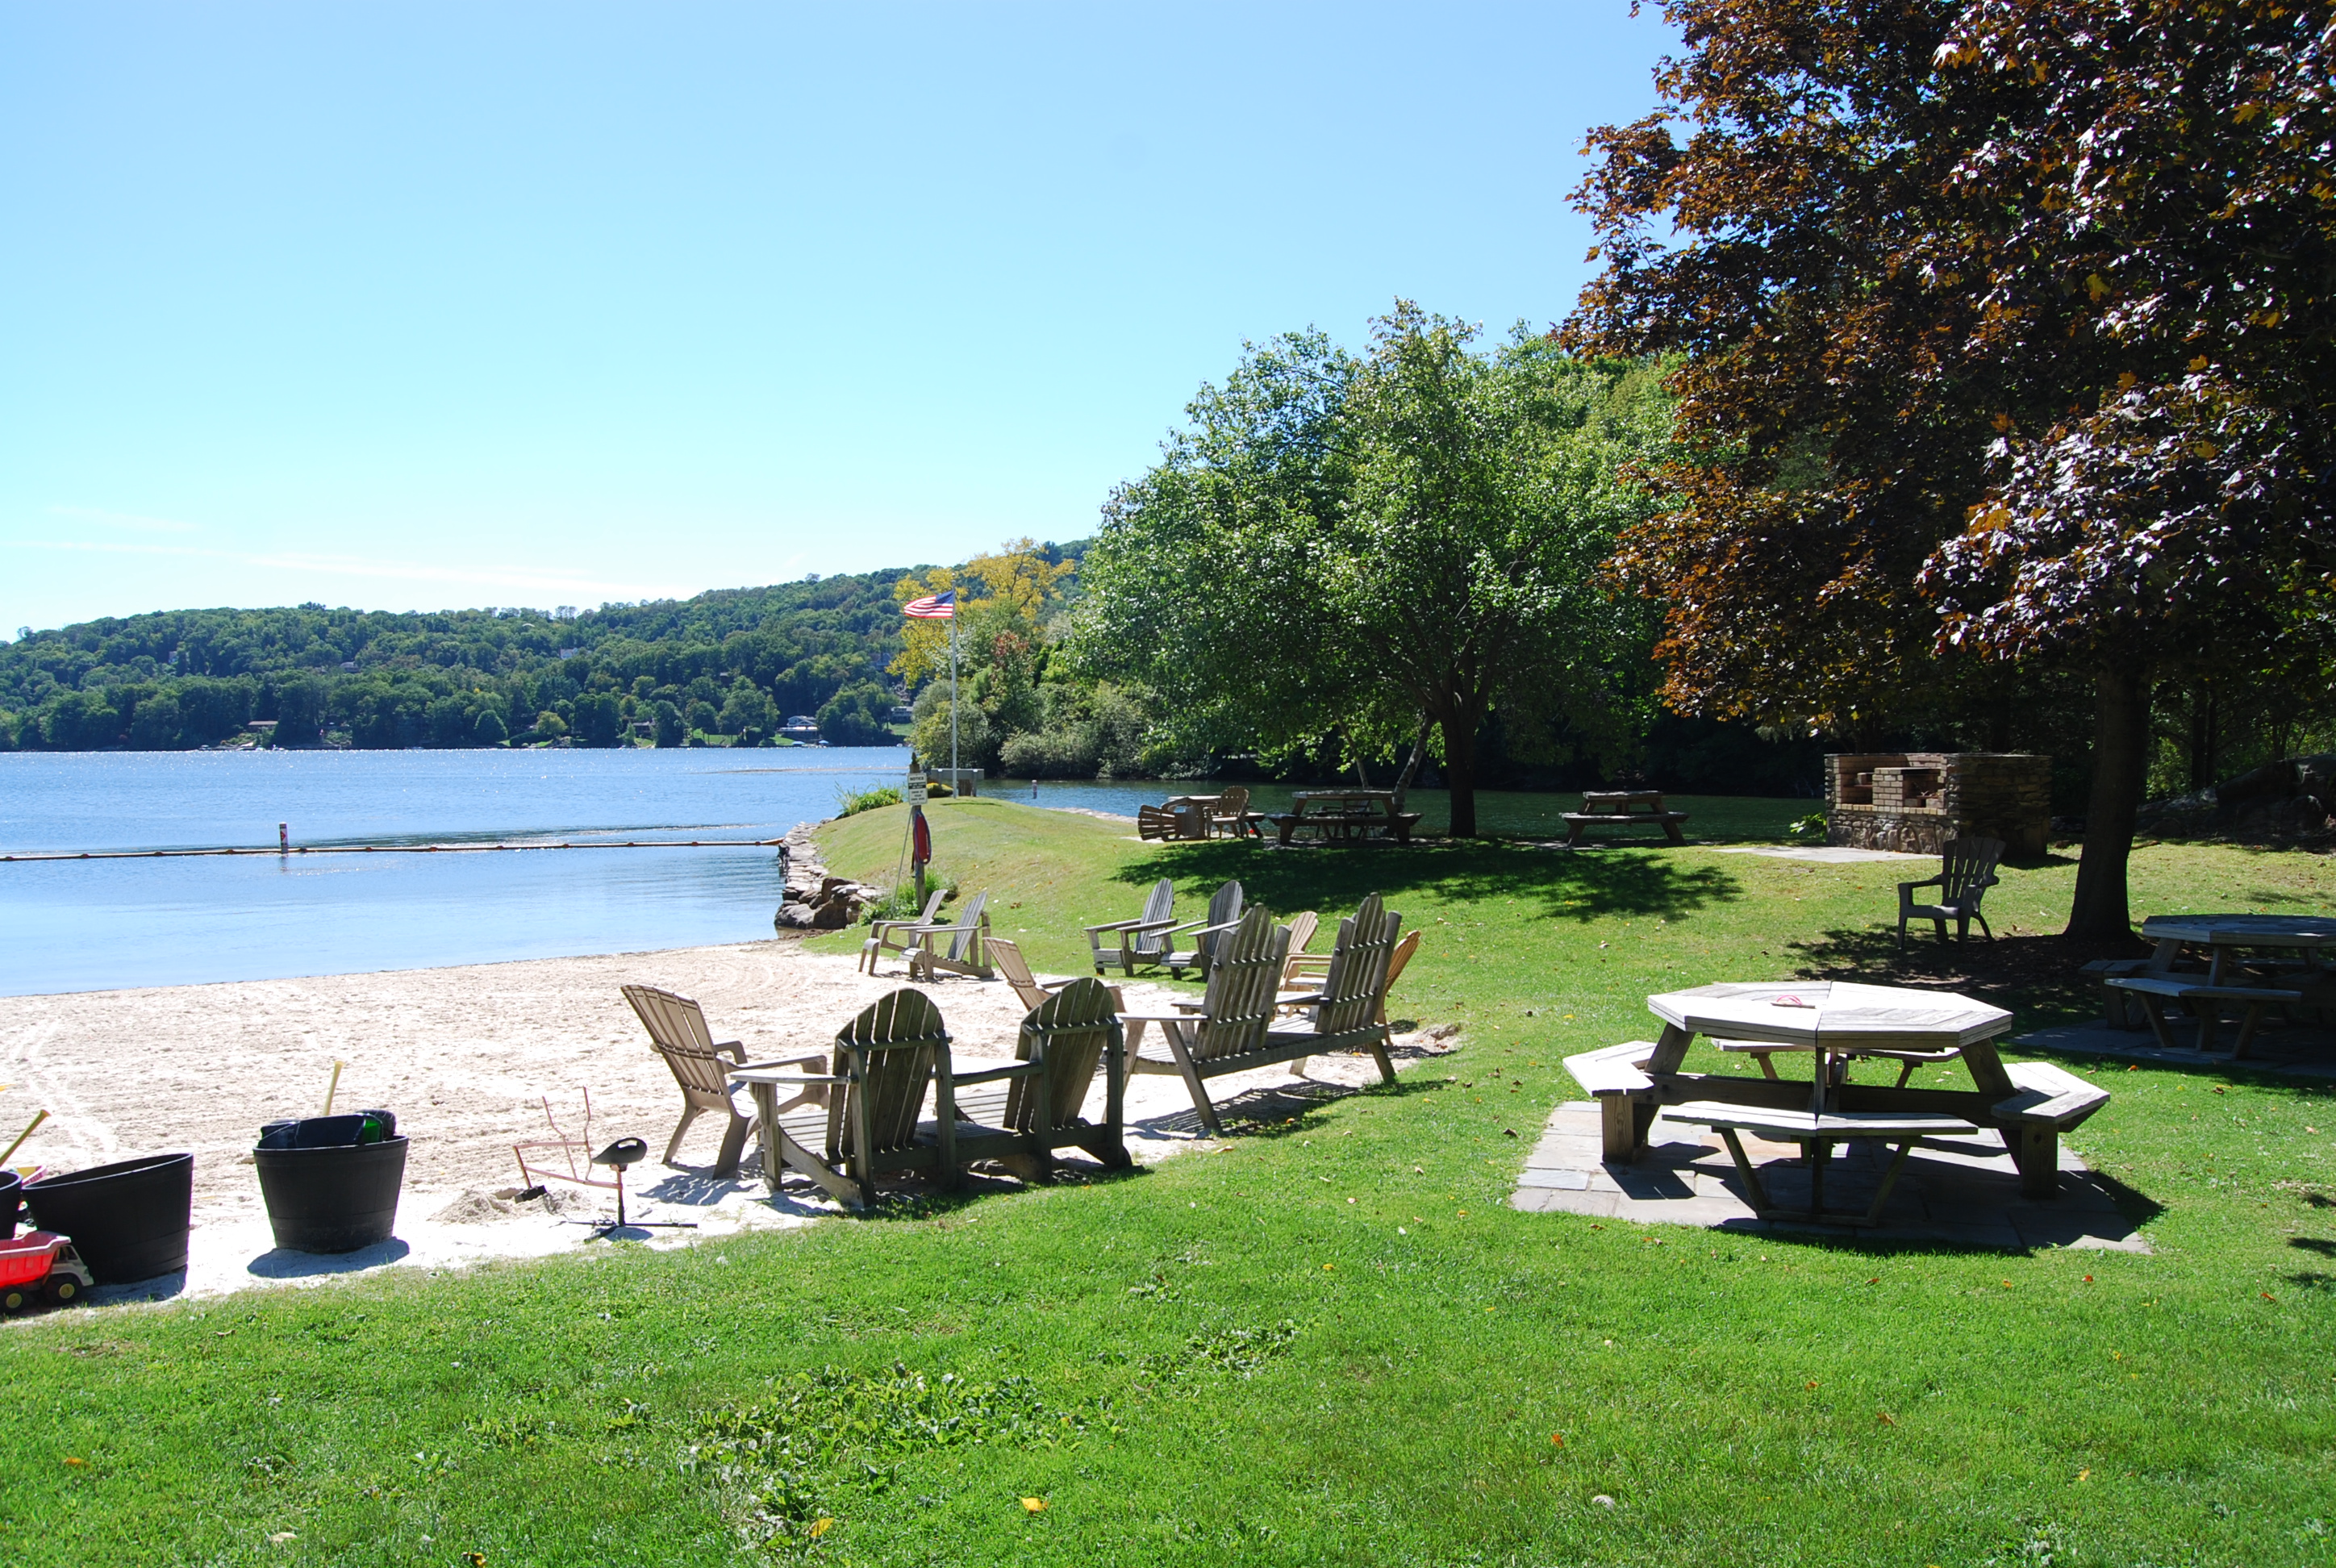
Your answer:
1566;0;2336;936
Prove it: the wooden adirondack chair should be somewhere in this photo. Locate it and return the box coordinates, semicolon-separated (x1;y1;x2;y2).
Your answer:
857;888;948;974
1086;878;1178;975
991;936;1141;1057
621;984;826;1175
1266;895;1405;1082
1137;803;1181;840
1208;785;1261;838
1372;929;1422;1050
1896;836;2005;950
729;988;963;1209
909;890;993;980
1120;904;1292;1133
948;978;1130;1178
1162;879;1245;979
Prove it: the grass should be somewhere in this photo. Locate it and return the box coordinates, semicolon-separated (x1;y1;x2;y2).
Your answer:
2;799;2333;1566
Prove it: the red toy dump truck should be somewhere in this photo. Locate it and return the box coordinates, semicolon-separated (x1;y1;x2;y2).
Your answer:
0;1231;94;1311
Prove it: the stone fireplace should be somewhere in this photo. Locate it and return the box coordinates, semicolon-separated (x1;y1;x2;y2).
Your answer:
1825;752;2051;857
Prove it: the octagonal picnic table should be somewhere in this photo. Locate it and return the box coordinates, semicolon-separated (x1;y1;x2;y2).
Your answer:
1565;980;2108;1220
2103;913;2336;1054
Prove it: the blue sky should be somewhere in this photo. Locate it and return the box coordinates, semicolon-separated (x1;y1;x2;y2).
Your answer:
0;2;1675;636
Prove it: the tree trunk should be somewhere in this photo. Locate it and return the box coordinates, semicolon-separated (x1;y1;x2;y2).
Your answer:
2188;690;2217;794
2067;665;2152;940
1391;719;1431;811
1441;715;1479;837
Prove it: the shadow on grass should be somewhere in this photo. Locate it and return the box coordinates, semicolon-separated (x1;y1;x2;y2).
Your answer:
1129;1074;1445;1142
1783;924;2149;1029
1112;838;1745;924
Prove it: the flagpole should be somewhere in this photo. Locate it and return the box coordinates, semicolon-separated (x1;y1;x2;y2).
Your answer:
949;602;959;790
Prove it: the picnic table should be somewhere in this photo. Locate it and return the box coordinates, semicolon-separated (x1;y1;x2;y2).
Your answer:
1565;980;2107;1222
1562;789;1689;845
2091;913;2336;1055
1267;790;1422;846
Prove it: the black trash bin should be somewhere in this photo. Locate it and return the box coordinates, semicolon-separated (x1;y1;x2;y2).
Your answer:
23;1153;195;1283
252;1111;407;1253
0;1168;21;1242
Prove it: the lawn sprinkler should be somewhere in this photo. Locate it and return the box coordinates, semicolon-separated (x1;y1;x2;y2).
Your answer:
564;1136;698;1241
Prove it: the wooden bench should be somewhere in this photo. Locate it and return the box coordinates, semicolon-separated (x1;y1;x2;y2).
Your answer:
2104;974;2303;1057
1711;1036;1963;1088
1988;1059;2113;1196
1270;811;1422;846
1562;810;1689;845
1662;1100;1980;1226
2079;957;2155;1028
1563;1040;1658;1161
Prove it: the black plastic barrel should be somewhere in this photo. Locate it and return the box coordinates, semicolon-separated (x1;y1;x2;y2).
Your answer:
23;1153;195;1283
0;1168;20;1241
253;1136;407;1253
257;1110;394;1150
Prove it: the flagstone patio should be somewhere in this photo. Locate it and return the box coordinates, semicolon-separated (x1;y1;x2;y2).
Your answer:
1509;1099;2152;1251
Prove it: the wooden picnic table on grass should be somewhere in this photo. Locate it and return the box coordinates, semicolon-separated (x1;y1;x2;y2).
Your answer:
2089;913;2336;1056
1564;980;2107;1224
1267;790;1422;846
1562;789;1689;845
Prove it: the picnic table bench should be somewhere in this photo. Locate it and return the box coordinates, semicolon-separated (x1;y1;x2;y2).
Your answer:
1268;790;1421;846
1562;789;1688;846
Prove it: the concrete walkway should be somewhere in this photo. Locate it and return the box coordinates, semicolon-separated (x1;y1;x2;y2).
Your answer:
1509;1099;2150;1251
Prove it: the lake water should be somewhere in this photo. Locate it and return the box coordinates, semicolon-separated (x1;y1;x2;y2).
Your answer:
0;749;911;996
1;753;1801;995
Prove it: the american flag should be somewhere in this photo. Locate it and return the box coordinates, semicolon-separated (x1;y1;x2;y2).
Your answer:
901;590;956;619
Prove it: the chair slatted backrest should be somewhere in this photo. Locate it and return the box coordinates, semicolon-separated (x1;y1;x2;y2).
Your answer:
1131;878;1176;960
1376;930;1422;1022
1281;911;1320;972
1312;895;1403;1040
1137;805;1177;841
828;989;950;1159
986;936;1049;1011
1003;977;1121;1132
1193;879;1245;970
623;984;730;1098
940;890;989;962
1939;837;2006;903
893;889;946;930
1184;905;1289;1063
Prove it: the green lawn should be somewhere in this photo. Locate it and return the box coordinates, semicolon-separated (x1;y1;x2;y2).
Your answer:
2;799;2332;1566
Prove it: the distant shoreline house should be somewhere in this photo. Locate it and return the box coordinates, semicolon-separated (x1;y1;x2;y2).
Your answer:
781;715;824;744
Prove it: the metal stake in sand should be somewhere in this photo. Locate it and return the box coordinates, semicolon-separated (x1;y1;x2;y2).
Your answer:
0;1108;48;1168
320;1060;345;1116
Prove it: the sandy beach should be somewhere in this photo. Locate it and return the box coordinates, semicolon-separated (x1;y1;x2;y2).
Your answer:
1;938;1435;1303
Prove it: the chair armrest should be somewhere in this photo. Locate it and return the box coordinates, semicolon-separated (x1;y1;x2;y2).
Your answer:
951;1061;1044;1086
1898;876;1945;895
733;1053;829;1072
718;1040;748;1061
1275;990;1326;1007
732;1070;849;1086
1116;1011;1195;1024
1166;916;1243;939
1084;915;1178;936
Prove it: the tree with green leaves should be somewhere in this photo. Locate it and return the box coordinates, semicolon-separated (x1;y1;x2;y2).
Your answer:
1566;0;2336;935
1078;304;1672;836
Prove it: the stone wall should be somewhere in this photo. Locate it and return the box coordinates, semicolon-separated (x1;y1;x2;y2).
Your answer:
1826;752;2051;857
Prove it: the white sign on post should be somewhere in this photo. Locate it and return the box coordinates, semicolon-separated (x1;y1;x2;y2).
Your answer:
905;772;928;805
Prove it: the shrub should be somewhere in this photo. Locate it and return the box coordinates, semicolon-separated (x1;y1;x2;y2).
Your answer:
835;785;903;818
